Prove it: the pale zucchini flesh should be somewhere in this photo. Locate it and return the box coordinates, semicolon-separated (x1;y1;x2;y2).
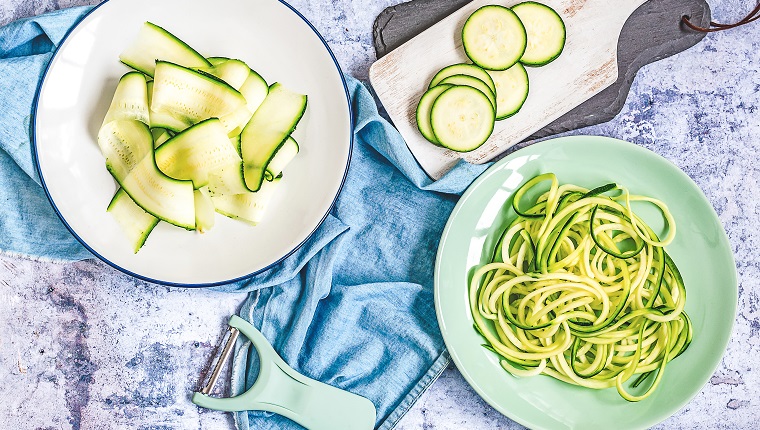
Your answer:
241;83;307;192
194;187;216;234
512;2;566;66
102;72;150;127
239;70;269;114
119;22;210;77
206;56;230;66
430;86;495;152
462;5;527;71
99;120;196;230
429;63;496;95
416;84;453;145
155;118;241;189
212;178;281;225
200;58;269;114
152;128;173;148
265;136;299;179
219;105;254;137
107;188;159;253
116;155;196;230
150;61;246;132
146;80;182;132
437;74;496;110
487;63;530;120
97;119;153;180
196;59;251;90
230;135;242;157
207;163;249;196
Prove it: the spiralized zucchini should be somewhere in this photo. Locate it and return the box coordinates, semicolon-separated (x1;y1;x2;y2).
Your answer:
471;173;692;401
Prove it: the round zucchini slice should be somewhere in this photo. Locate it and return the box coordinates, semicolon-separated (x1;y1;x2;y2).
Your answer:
462;5;527;71
429;63;496;95
512;2;566;66
487;63;530;120
437;74;496;110
430;85;495;152
416;84;454;145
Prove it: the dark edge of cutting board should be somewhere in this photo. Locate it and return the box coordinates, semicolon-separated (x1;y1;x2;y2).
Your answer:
373;0;711;142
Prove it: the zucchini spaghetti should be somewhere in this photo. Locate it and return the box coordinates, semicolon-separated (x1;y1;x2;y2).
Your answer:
470;173;692;401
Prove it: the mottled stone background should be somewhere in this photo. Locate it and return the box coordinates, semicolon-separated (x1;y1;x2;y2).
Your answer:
1;0;758;429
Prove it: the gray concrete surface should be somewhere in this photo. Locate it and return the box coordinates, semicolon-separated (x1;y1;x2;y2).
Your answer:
0;0;758;429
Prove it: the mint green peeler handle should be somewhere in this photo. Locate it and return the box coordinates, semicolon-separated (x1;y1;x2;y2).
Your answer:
192;315;377;430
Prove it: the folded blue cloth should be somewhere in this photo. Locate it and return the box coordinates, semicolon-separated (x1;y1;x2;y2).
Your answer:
0;7;93;261
0;7;491;429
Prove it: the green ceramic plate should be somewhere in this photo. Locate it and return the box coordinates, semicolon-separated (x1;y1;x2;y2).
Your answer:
435;136;737;430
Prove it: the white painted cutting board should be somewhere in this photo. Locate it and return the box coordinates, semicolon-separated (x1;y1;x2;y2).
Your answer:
369;0;648;179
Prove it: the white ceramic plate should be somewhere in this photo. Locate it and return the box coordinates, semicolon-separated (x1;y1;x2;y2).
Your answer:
33;0;351;286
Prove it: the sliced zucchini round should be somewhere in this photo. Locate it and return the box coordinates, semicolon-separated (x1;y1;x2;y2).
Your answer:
512;2;566;66
437;74;496;110
429;63;496;96
487;63;530;120
462;5;527;71
416;84;454;145
430;86;495;152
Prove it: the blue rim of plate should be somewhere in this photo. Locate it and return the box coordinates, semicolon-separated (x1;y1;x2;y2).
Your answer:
434;135;737;430
30;0;353;288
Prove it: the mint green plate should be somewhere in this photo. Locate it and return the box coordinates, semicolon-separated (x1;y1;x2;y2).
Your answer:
435;136;737;430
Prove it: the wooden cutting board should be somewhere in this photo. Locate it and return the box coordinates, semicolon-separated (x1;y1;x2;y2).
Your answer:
369;0;710;179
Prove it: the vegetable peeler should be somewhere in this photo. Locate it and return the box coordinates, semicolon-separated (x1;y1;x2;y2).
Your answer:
192;315;377;430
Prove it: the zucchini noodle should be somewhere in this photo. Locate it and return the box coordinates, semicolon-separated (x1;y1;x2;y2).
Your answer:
471;173;692;401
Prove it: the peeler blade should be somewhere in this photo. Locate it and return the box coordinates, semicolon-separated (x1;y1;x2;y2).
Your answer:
199;326;240;395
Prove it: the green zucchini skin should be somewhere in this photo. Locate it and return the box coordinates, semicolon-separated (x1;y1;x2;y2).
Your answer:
107;188;159;253
241;83;307;192
103;24;309;245
486;63;529;120
430;85;495;153
512;2;566;67
120;22;211;77
154;118;241;189
416;84;453;145
437;74;496;110
429;63;496;95
151;61;246;132
462;5;527;71
98;119;196;230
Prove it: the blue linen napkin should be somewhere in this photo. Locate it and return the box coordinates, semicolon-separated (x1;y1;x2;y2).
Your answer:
0;7;94;261
0;7;491;429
